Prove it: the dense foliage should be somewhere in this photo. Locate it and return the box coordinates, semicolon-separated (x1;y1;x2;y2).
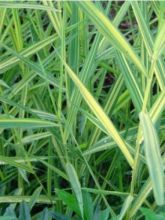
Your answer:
0;1;165;219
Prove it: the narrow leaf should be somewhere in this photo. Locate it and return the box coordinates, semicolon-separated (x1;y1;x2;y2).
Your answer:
0;118;58;129
140;111;164;205
65;163;84;219
77;1;146;75
63;62;134;167
119;195;133;220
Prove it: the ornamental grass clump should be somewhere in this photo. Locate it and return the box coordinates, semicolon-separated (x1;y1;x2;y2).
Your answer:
0;1;165;219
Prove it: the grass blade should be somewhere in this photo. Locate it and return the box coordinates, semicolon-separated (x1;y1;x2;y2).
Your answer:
77;1;146;75
66;163;84;219
118;195;133;220
63;61;134;167
0;2;59;11
117;52;143;112
139;111;164;205
0;118;58;129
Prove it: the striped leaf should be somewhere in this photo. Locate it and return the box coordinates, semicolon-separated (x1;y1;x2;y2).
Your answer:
0;118;58;129
77;1;146;75
63;61;134;167
140;111;164;205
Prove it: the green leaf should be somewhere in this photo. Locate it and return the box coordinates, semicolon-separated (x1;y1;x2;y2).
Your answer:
0;80;10;88
0;2;59;11
65;163;84;219
29;187;42;210
77;1;146;75
153;2;165;58
0;34;57;73
56;190;81;216
140;111;164;205
93;207;110;220
0;217;16;220
0;156;34;173
141;208;158;220
63;61;134;167
83;192;94;220
0;118;58;129
118;195;133;220
117;52;143;112
18;202;31;220
40;208;49;220
99;208;110;220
